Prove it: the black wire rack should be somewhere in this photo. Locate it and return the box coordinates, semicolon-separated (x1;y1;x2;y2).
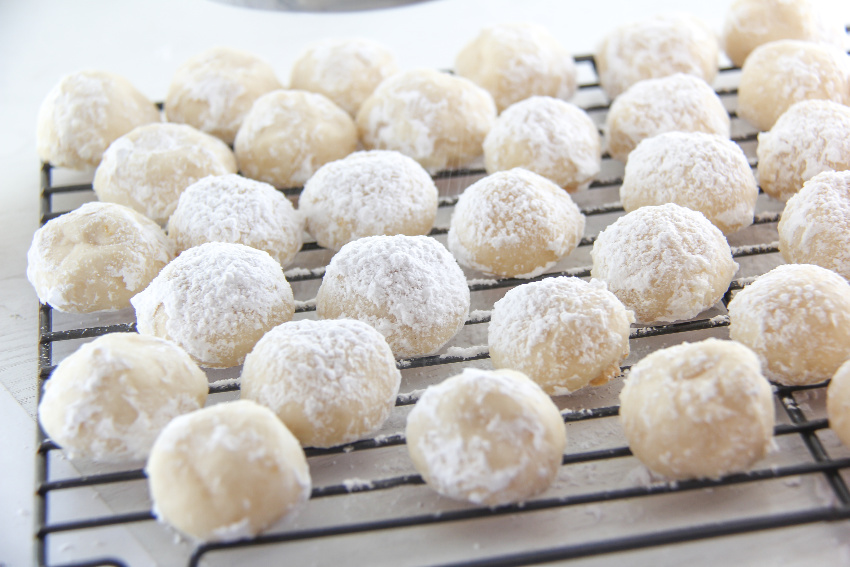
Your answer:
33;51;850;567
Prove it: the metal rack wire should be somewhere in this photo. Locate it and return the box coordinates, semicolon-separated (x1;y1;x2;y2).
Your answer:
34;53;850;567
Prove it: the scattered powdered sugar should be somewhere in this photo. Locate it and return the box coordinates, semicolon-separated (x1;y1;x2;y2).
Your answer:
440;344;490;360
342;478;375;492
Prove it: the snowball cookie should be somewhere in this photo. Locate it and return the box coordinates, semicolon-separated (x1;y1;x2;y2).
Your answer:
93;123;237;224
779;171;850;279
591;204;738;324
722;0;848;68
605;73;730;163
455;22;577;113
235;89;357;188
167;174;303;267
595;13;719;100
316;235;470;359
242;319;401;448
38;333;207;462
621;132;759;235
448;169;585;279
483;97;600;192
165;47;282;145
299;150;438;251
827;360;850;449
406;368;567;506
737;40;850;132
290;37;399;117
132;242;295;368
619;338;774;480
147;400;310;542
489;278;634;395
36;70;160;170
756;100;850;202
356;68;497;171
728;264;850;385
27;202;173;313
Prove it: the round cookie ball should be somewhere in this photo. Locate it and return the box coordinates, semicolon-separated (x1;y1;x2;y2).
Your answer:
605;73;730;163
756;99;850;202
38;333;207;462
722;0;848;68
167;174;303;267
165;47;282;145
779;171;850;279
93;123;237;224
242;319;401;448
147;400;310;542
356;68;497;171
483;96;601;192
27;202;174;313
489;278;634;395
620;131;759;235
737;39;850;132
235;89;357;188
728;263;850;385
131;242;295;368
316;235;470;359
447;168;586;279
406;368;567;506
595;13;719;100
36;70;160;170
454;22;577;113
827;359;850;450
591;203;738;324
299;150;438;251
290;37;399;117
619;338;774;480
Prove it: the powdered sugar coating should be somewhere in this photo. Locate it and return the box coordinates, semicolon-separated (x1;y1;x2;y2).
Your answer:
605;73;730;163
36;70;160;170
827;359;850;449
242;319;401;448
489;278;634;395
596;13;719;100
165;47;282;145
455;22;577;113
131;242;295;368
299;150;438;251
38;333;207;462
27;202;174;313
591;203;738;324
406;368;566;506
779;171;850;279
757;99;850;202
356;68;497;172
483;97;601;192
621;132;758;235
167;174;303;267
316;235;470;359
619;338;774;479
737;40;850;132
728;263;850;385
93;123;237;224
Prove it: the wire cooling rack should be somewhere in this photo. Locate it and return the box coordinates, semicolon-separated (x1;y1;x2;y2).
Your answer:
34;52;850;567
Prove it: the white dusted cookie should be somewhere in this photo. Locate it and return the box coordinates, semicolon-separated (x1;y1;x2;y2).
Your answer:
728;263;850;385
37;70;160;170
93;123;237;224
242;319;401;448
406;368;566;506
132;242;295;368
147;400;310;542
827;360;850;449
489;278;634;395
619;338;774;480
448;168;585;279
316;235;470;359
299;150;438;251
38;333;207;462
27;202;173;313
167;174;303;267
